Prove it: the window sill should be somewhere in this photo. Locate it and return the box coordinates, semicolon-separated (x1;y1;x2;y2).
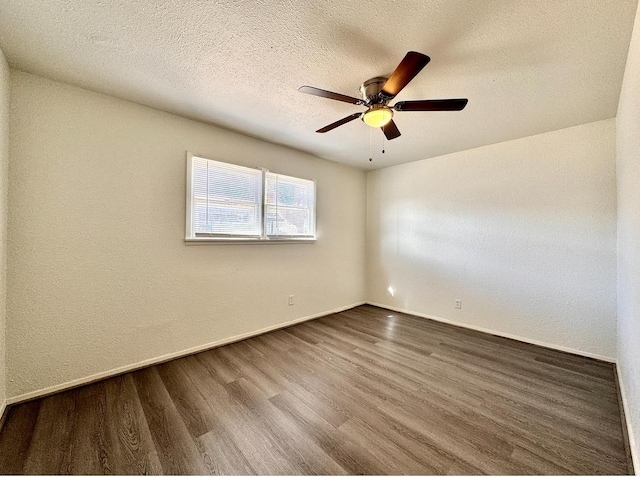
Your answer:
185;237;317;245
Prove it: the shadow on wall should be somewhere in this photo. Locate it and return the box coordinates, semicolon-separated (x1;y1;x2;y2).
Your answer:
393;203;611;313
367;124;617;355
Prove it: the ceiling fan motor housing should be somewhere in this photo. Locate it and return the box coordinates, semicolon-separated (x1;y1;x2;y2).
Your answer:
360;77;389;104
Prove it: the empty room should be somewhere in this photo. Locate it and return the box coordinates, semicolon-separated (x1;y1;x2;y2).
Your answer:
0;0;639;475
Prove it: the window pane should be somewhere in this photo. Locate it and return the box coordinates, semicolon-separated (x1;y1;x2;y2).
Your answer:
207;166;260;203
265;172;315;237
191;157;262;236
266;206;311;236
265;173;312;208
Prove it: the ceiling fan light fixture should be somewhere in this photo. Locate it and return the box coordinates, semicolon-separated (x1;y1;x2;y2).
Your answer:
299;51;467;141
363;106;393;128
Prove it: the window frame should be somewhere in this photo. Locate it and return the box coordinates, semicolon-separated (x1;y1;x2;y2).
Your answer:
185;152;317;244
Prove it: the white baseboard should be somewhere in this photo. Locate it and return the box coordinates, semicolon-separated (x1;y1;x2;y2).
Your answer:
7;302;365;405
618;367;639;474
365;302;616;363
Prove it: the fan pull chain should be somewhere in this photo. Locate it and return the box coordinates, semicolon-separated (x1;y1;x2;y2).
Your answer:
382;134;385;154
369;126;373;162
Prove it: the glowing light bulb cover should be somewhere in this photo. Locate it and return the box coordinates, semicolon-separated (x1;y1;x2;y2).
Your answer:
363;107;393;128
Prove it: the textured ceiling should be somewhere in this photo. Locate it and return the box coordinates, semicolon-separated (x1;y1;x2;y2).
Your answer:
0;0;637;170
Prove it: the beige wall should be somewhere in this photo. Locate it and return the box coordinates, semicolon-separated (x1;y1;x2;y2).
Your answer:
0;46;9;414
366;119;617;360
617;0;640;468
7;71;366;400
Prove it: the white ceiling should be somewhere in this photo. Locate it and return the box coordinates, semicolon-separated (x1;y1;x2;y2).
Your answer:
0;0;637;170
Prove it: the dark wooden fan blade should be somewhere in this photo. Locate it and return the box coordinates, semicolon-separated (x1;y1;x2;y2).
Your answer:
299;86;363;105
394;98;468;111
380;52;431;99
381;119;401;140
316;113;362;133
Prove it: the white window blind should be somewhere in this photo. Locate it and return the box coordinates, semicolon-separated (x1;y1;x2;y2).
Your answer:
186;154;316;242
190;156;262;237
265;172;315;237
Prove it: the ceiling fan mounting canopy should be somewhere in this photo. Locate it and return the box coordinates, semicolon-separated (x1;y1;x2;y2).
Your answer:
298;51;468;141
359;76;389;103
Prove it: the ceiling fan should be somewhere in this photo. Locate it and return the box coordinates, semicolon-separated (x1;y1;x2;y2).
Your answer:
299;51;468;140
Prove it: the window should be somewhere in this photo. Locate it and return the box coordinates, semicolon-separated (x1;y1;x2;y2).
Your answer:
189;156;263;237
265;172;315;238
186;154;316;242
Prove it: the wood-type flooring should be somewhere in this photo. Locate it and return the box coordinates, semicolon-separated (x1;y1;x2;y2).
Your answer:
0;305;632;474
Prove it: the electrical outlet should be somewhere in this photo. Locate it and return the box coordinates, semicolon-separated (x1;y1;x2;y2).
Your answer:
288;295;294;306
455;299;462;309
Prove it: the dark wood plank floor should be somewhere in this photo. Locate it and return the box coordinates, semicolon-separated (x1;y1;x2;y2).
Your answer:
0;305;632;475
